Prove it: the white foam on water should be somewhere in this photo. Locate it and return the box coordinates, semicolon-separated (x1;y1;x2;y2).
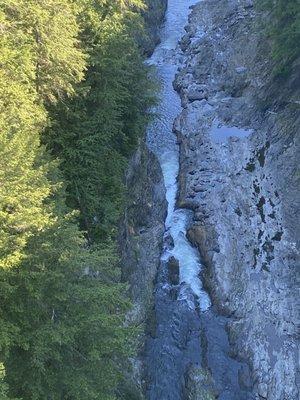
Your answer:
170;210;211;311
147;0;210;312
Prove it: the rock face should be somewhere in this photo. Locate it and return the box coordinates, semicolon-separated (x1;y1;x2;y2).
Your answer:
167;256;180;285
142;0;167;55
185;365;217;400
174;1;299;399
120;141;166;324
119;140;167;398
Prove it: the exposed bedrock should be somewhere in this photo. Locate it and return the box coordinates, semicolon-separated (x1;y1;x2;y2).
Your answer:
119;140;167;398
142;0;168;55
174;1;299;399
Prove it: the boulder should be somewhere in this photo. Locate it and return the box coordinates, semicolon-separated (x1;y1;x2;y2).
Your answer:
167;256;180;285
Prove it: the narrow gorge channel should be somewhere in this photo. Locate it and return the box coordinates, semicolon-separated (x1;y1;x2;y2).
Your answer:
144;1;253;399
0;0;298;398
145;0;211;398
122;1;299;399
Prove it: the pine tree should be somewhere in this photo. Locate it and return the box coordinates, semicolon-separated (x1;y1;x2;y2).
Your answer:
45;0;156;240
4;211;133;399
0;6;49;271
0;0;152;397
1;0;86;102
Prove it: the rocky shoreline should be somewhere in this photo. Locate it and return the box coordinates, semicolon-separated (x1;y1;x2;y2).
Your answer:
119;0;299;399
174;1;299;399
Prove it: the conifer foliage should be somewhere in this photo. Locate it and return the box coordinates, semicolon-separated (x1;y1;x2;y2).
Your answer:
46;0;155;240
0;0;152;398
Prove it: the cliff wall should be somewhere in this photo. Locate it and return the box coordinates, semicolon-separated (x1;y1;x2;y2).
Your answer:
174;1;299;399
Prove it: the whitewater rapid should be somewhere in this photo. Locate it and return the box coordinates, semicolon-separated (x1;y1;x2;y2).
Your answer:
147;0;210;312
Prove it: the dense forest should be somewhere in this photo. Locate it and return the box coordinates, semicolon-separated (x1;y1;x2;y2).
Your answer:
0;1;154;399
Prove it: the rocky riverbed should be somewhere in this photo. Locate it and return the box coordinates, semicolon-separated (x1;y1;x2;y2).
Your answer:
120;0;299;399
174;1;299;399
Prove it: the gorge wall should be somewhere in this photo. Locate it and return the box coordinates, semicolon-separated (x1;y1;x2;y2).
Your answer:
142;0;168;54
119;141;166;399
174;0;299;399
121;1;299;399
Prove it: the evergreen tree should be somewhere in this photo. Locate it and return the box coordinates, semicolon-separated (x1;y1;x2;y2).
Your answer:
1;0;86;102
45;0;156;240
0;5;49;271
0;0;149;398
4;216;133;399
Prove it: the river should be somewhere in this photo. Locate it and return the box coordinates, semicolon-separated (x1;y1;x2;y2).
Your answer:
145;1;210;399
144;1;254;399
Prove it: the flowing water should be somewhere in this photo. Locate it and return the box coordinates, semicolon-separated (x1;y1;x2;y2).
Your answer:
144;2;254;399
145;1;210;399
147;0;210;313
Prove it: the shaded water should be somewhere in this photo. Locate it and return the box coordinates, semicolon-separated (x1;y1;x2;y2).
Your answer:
145;1;210;399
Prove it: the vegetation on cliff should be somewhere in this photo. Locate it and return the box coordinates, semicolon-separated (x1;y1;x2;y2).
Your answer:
0;0;154;398
259;0;300;76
